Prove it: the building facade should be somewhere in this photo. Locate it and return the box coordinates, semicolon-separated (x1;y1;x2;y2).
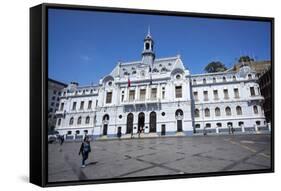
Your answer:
48;78;67;132
258;67;272;123
55;32;268;139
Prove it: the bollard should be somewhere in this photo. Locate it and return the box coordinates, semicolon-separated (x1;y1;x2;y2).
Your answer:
241;124;245;133
216;127;219;134
268;123;271;131
254;124;258;132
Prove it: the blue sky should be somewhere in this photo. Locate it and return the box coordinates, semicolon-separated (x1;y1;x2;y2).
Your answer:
48;8;271;86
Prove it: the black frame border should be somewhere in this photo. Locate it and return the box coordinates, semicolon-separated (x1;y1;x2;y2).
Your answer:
30;3;274;187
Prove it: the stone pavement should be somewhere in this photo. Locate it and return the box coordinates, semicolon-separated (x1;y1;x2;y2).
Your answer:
48;134;271;182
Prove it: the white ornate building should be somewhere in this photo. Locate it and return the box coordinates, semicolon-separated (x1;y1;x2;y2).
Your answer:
55;31;268;140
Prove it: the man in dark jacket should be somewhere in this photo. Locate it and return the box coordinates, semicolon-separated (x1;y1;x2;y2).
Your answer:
79;136;91;168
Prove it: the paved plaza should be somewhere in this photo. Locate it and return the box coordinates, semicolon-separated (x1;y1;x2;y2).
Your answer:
48;134;271;182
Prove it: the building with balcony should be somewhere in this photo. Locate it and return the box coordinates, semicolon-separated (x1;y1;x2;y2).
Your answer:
54;31;268;139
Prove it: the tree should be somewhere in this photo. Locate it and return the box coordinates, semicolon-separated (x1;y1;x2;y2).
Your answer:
238;56;254;63
204;61;227;73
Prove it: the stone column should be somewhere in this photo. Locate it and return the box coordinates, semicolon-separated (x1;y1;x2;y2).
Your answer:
157;83;161;99
216;127;219;134
146;85;150;100
135;86;139;101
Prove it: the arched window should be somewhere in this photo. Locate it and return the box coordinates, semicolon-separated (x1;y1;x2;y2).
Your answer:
145;42;150;50
195;124;200;128
225;107;231;116
256;121;261;125
77;116;82;125
215;107;221;116
203;78;207;84
204;108;210;117
76;130;80;134
69;117;74;125
223;76;226;82
213;77;216;83
194;109;200;117
193;79;197;85
57;118;61;126
206;123;211;128
103;114;110;121
236;106;242;115
248;74;252;79
216;123;222;127
175;109;183;117
253;105;258;114
233;75;236;81
85;116;90;124
238;121;244;127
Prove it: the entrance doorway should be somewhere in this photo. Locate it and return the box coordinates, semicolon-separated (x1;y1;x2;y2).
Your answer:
149;111;157;132
175;109;184;132
126;113;134;134
102;114;109;136
138;112;145;132
103;124;108;135
177;120;183;132
161;124;166;135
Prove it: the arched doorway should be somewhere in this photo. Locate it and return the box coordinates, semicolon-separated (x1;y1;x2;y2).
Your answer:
149;111;157;132
138;112;145;133
126;113;134;134
102;114;109;135
175;109;184;132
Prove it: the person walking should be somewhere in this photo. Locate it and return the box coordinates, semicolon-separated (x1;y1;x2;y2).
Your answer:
78;136;91;168
59;135;64;145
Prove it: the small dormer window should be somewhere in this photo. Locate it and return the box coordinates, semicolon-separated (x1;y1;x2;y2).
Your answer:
152;68;159;73
108;81;112;86
176;74;181;79
203;78;207;84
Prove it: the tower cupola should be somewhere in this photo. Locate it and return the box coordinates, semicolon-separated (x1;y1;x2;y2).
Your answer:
142;27;155;66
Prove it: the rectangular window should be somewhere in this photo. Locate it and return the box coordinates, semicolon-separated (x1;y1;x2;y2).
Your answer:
106;92;112;103
250;87;255;96
80;101;84;110
203;91;208;101
140;89;146;101
88;100;92;109
224;89;229;99
151;88;157;100
162;88;165;99
72;102;77;110
193;91;198;101
175;86;182;98
213;90;219;100
129;90;135;101
234;88;239;98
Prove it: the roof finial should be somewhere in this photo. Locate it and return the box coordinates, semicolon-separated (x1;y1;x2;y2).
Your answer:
148;25;151;37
